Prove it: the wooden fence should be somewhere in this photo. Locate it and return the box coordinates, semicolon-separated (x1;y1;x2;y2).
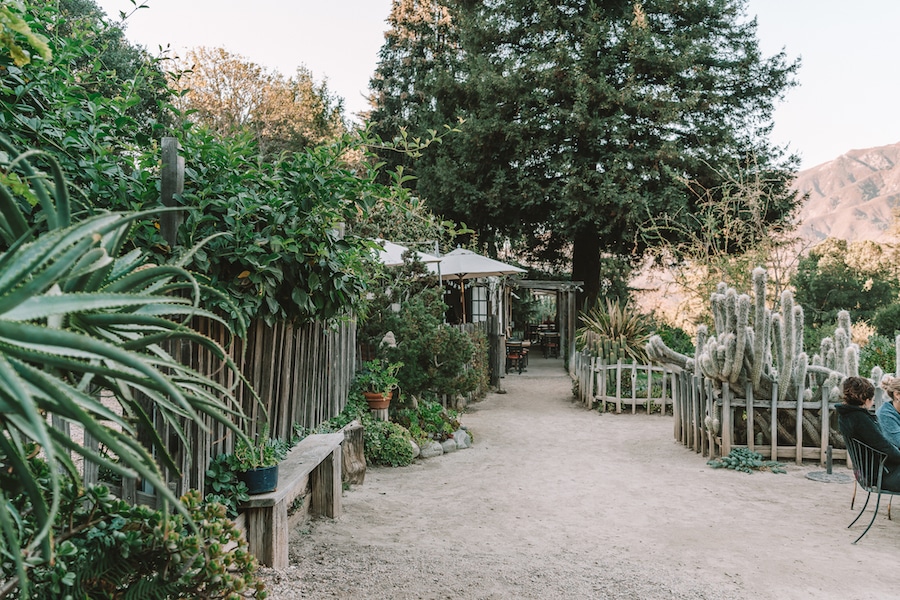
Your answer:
569;348;890;466
572;350;676;415
80;318;357;507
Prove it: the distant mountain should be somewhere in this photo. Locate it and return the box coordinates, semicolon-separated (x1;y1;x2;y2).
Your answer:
794;142;900;243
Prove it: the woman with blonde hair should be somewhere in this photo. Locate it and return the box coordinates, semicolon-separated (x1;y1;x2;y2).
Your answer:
878;375;900;448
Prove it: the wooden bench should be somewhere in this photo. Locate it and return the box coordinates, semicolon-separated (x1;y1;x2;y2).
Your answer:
238;432;344;568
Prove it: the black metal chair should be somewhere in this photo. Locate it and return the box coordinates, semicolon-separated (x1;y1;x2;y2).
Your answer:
844;437;900;543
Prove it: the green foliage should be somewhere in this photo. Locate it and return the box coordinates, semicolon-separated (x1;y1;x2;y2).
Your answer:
176;131;380;327
204;454;250;519
860;334;897;378
792;239;900;330
394;400;461;444
355;358;404;397
651;321;694;358
707;447;786;474
371;0;800;308
21;484;265;599
0;2;459;331
873;303;900;337
317;395;371;433
376;287;481;399
364;419;415;467
0;1;51;67
577;299;652;363
0;142;251;584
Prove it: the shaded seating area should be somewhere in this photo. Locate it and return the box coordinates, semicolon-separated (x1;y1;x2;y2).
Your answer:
540;332;560;358
505;340;529;374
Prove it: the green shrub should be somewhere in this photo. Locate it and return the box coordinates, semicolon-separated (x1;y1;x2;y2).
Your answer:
364;420;415;467
873;304;900;337
651;322;694;357
377;287;480;399
3;450;264;599
204;453;250;519
860;334;897;377
394;400;461;444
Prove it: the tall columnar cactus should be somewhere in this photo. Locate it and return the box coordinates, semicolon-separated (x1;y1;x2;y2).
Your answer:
778;290;795;401
647;266;860;402
751;267;768;391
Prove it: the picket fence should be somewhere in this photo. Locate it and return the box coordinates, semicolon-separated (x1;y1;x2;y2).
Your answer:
569;348;900;466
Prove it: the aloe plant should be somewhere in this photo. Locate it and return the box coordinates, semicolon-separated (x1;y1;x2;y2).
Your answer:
0;142;251;595
576;299;651;363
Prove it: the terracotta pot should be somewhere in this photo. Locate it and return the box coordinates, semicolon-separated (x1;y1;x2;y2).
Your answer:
364;391;390;410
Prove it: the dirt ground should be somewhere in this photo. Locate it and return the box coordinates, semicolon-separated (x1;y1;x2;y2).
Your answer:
259;356;900;599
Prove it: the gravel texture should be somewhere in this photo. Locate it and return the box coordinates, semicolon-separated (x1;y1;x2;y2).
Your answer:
258;357;899;599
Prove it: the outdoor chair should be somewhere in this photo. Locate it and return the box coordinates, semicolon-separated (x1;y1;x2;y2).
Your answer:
844;437;900;544
542;333;560;358
505;342;527;374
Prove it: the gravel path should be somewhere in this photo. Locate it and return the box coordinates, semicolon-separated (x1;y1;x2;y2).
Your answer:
259;357;899;599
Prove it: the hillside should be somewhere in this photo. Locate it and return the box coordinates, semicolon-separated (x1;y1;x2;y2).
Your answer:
794;142;900;243
632;143;900;329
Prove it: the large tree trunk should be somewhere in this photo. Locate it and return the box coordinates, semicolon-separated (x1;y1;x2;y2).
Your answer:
572;229;601;314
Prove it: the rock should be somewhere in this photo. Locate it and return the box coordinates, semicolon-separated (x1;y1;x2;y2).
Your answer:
453;429;471;449
419;440;444;458
441;439;458;453
410;439;420;459
380;331;397;348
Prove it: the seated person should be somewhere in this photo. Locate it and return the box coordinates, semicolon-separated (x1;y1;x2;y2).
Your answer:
878;375;900;448
835;376;900;491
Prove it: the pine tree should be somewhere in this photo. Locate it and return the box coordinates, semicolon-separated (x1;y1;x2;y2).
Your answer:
370;0;800;308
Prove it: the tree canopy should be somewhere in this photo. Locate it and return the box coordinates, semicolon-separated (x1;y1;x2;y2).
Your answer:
369;0;801;309
169;46;347;158
792;238;900;333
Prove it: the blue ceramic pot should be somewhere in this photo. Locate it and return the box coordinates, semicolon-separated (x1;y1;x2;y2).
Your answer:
238;464;279;494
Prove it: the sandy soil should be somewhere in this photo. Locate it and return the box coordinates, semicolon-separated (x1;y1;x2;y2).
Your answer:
260;356;900;600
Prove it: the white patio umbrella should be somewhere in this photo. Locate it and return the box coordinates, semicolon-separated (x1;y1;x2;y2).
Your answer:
427;248;525;322
375;239;442;267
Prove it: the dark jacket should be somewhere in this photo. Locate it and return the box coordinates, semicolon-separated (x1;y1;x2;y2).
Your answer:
835;402;900;468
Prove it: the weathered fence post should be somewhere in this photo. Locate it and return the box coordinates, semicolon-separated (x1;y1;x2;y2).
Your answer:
160;137;184;247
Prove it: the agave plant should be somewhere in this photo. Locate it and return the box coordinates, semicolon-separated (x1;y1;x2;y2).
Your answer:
576;298;651;363
0;141;251;595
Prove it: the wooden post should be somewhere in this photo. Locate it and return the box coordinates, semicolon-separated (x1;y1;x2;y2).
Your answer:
746;382;755;452
795;380;804;465
341;420;366;485
489;315;501;388
615;359;623;413
160;137;184;248
311;445;342;518
673;371;682;441
820;383;830;467
722;384;732;456
770;382;779;462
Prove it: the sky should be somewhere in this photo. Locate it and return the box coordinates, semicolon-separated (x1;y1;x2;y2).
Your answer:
93;0;900;171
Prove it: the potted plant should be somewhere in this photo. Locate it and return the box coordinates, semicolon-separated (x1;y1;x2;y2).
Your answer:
356;359;403;410
231;425;290;494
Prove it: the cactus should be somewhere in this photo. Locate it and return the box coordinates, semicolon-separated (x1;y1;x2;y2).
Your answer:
647;267;860;403
777;290;795;401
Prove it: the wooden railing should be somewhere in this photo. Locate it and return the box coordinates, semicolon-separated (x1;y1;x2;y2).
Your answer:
569;347;889;466
572;350;676;415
